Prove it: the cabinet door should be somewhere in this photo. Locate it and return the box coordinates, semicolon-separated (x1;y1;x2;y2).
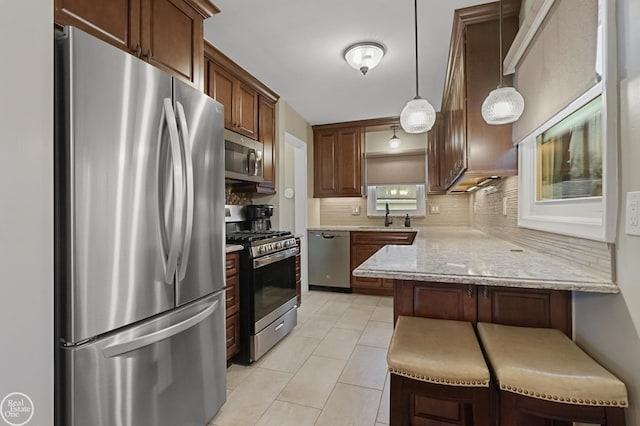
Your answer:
314;130;338;197
427;117;446;194
477;286;572;337
207;62;234;130
258;97;276;192
350;244;383;289
140;0;203;86
54;0;140;54
234;81;259;139
393;281;477;324
225;312;240;360
336;128;362;196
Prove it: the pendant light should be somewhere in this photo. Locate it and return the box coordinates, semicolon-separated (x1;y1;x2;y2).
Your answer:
400;0;436;134
389;126;401;149
481;0;525;125
344;42;386;75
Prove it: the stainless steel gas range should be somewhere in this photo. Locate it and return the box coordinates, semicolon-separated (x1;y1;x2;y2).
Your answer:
225;206;299;363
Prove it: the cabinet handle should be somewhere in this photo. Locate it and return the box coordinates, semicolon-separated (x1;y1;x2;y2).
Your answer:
226;336;234;344
482;286;489;299
145;49;153;62
226;297;234;303
467;285;474;298
134;44;141;58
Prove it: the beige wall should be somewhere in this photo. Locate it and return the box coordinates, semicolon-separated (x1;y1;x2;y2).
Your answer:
0;0;54;422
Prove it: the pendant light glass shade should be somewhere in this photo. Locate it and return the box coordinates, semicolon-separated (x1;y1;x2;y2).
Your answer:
389;126;401;149
481;87;525;124
400;0;435;133
400;97;436;133
481;0;525;125
344;42;385;75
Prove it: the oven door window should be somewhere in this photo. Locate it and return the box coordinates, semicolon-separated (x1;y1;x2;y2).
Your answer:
253;256;296;327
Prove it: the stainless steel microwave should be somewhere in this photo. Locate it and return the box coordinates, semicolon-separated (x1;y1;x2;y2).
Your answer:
224;129;264;183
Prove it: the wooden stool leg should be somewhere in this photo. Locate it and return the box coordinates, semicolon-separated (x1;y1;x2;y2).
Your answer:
471;387;491;426
499;391;519;426
390;374;407;426
605;407;626;425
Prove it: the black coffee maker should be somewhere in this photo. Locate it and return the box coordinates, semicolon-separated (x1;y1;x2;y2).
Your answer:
245;204;274;231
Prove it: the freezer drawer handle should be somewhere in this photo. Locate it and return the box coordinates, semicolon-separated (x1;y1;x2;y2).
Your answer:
102;300;219;358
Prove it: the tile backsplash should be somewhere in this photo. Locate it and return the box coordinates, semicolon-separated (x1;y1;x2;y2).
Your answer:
471;176;613;278
319;194;470;227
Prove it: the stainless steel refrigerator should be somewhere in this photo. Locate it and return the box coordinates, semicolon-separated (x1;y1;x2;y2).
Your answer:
55;27;226;426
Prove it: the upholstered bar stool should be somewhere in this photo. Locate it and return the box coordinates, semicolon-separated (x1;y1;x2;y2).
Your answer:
477;323;628;426
387;316;491;426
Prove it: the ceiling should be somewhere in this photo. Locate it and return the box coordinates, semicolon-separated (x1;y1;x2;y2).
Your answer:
204;0;490;125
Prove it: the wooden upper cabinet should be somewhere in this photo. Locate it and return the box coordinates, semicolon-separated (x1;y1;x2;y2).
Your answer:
427;115;446;194
204;42;279;193
54;0;140;53
313;126;363;198
207;63;235;129
140;0;203;86
439;2;519;191
234;81;259;139
314;130;338;196
258;97;276;192
204;43;269;140
54;0;218;89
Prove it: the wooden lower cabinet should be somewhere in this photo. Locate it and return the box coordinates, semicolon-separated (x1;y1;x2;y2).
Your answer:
225;252;240;360
392;280;572;425
350;232;417;296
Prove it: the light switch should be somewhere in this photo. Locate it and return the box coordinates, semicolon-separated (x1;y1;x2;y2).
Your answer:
351;205;361;215
429;204;440;214
626;191;640;236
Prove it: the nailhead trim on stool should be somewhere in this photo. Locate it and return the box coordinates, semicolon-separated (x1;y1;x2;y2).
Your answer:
499;383;627;407
389;367;489;387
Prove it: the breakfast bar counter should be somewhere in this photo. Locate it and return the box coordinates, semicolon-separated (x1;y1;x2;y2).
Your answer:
352;227;617;294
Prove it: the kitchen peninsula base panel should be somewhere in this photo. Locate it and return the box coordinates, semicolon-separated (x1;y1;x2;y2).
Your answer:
392;281;572;337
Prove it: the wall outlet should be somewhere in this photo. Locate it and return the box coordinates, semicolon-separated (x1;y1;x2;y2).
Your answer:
625;191;640;236
502;197;508;216
429;204;440;214
351;205;361;215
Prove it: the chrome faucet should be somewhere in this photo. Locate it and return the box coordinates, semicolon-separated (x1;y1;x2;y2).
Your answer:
384;202;393;227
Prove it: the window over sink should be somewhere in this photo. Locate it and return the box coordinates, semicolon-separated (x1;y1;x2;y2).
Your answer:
366;184;426;217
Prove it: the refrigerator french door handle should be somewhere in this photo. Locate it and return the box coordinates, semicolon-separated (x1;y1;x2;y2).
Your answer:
162;98;184;284
175;102;194;281
102;300;219;357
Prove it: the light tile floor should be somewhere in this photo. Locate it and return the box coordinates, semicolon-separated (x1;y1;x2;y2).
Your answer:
210;290;394;426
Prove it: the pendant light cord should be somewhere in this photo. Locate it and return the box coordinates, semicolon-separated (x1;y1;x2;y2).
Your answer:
498;0;504;87
414;0;419;97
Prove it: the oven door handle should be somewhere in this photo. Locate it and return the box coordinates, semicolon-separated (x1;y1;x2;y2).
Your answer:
253;247;299;269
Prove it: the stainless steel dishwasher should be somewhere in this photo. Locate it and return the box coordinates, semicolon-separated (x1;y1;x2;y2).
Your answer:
308;230;351;290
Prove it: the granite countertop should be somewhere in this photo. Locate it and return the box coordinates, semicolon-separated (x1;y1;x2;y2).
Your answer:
308;226;420;233
225;244;244;254
352;227;618;293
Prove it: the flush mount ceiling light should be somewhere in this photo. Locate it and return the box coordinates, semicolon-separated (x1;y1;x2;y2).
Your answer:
400;0;436;134
481;0;525;125
344;42;385;75
389;126;401;149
